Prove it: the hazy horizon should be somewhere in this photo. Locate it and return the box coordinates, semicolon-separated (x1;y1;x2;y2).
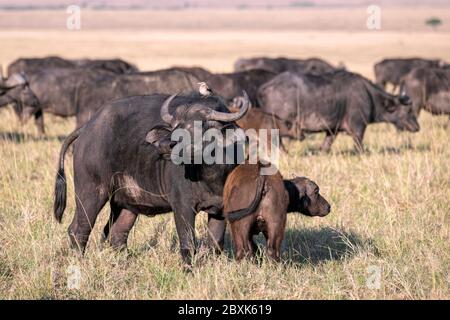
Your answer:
0;0;449;9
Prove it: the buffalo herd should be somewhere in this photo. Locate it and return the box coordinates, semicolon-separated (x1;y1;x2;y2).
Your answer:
1;55;448;266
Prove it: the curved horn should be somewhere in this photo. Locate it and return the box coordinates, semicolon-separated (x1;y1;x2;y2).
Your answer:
160;94;177;124
208;91;250;122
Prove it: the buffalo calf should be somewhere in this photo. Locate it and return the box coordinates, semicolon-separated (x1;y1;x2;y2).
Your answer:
223;163;331;261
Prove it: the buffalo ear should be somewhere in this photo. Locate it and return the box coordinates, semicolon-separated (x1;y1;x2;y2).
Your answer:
384;99;397;113
145;125;171;147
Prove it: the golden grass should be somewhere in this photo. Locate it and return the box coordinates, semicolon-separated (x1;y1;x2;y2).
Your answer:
0;109;448;299
0;8;449;299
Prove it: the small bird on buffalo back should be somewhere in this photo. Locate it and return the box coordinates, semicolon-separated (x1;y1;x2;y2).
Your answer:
198;82;214;97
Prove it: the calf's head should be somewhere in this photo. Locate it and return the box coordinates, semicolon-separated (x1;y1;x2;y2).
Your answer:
0;72;39;123
146;92;250;162
285;177;331;217
380;92;420;133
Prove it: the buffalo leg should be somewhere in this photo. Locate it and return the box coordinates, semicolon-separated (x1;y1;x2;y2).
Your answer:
348;125;366;153
102;202;121;242
230;222;254;261
108;209;137;249
34;110;45;135
207;214;226;254
321;132;336;153
264;223;285;262
68;187;107;253
352;133;365;153
172;207;197;266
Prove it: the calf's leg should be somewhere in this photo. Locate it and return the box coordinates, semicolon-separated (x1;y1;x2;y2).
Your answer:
230;220;255;261
263;210;286;262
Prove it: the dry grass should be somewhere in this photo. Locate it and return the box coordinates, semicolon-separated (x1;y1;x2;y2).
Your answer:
0;108;448;299
0;8;449;299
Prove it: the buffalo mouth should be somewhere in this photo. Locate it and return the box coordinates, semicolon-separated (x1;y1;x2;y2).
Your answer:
408;121;420;133
403;120;420;133
395;120;420;133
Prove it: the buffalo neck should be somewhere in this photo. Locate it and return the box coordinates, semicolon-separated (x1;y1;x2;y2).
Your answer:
364;82;386;123
193;162;236;196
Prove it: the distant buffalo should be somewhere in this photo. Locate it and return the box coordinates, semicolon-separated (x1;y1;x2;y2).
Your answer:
374;58;447;92
22;68;112;134
0;71;39;124
167;66;212;80
205;69;277;106
400;67;450;119
234;57;340;75
258;71;420;152
8;56;138;76
75;69;200;128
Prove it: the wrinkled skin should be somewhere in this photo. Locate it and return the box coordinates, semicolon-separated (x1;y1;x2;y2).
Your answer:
400;67;450;120
234;57;340;75
258;70;420;152
374;58;445;92
53;93;249;266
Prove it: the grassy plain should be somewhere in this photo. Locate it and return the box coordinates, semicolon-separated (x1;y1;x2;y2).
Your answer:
0;8;449;299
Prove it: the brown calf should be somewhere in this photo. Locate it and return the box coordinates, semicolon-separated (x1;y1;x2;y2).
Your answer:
223;163;331;261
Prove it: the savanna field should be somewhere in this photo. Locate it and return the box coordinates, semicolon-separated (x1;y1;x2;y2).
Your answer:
0;7;449;299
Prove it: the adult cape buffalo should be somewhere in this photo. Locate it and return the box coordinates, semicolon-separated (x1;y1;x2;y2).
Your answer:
16;68;199;133
258;71;420;152
374;58;446;92
53;92;250;266
22;68;112;134
8;56;138;75
74;69;200;128
234;57;339;75
400;67;450;119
